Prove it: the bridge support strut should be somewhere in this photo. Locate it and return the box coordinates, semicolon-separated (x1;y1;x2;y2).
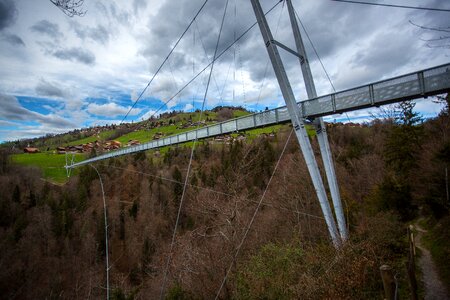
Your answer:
250;0;345;247
286;0;348;241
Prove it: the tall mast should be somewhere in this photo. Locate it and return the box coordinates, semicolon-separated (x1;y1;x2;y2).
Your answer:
286;0;347;240
250;0;340;247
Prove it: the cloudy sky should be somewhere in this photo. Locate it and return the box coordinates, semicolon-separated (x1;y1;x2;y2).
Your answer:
0;0;448;142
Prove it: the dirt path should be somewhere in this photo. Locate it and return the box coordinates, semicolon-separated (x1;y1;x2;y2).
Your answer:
414;223;449;300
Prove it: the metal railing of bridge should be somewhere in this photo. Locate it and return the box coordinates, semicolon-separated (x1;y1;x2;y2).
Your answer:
67;63;450;168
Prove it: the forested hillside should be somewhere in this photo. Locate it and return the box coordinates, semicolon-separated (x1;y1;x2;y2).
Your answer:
0;99;449;299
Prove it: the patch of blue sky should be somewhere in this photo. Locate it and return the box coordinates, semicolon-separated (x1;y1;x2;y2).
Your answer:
23;120;41;126
17;96;63;115
245;102;276;113
85;93;132;106
134;96;165;108
85;97;109;105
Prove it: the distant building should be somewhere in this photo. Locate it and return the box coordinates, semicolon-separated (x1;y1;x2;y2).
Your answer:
127;140;140;147
24;147;39;153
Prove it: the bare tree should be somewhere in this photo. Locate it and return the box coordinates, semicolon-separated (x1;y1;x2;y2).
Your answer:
50;0;86;17
409;20;450;49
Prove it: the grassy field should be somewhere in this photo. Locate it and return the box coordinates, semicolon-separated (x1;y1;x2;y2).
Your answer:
115;125;197;144
11;152;85;184
233;123;315;138
233;110;251;118
65;130;116;146
242;124;284;137
173;111;219;122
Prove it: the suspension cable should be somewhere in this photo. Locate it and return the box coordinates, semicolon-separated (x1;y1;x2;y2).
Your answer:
91;164;110;300
159;1;230;298
120;0;210;124
214;128;294;299
131;1;283;133
252;0;285;108
194;20;223;103
331;0;450;13
293;6;353;122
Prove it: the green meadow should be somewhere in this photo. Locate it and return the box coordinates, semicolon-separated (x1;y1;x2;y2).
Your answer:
11;152;85;184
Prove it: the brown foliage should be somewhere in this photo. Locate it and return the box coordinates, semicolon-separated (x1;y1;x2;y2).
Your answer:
3;115;448;298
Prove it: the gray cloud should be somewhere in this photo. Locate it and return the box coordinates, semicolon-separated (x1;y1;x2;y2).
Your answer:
139;0;449;102
0;94;34;120
53;47;96;65
35;79;65;98
87;102;142;117
1;33;25;46
0;93;75;128
133;0;147;15
0;0;17;31
0;119;16;126
30;20;63;40
109;2;130;25
73;22;110;44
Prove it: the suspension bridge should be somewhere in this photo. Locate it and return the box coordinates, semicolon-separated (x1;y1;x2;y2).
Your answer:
62;0;450;298
66;62;450;169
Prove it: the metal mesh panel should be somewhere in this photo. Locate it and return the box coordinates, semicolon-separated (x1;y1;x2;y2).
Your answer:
424;66;450;92
237;116;254;130
178;134;187;142
373;74;419;102
277;107;290;122
255;112;266;126
255;110;276;126
208;124;221;135
171;136;178;144
303;95;334;116
197;128;208;138
335;86;370;110
222;120;236;132
187;131;196;140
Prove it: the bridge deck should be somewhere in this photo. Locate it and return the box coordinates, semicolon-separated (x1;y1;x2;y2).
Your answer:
67;63;450;168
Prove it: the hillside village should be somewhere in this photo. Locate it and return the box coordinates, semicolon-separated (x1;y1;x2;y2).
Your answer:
13;106;258;155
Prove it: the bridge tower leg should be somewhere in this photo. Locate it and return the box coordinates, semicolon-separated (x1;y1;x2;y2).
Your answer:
250;0;341;247
286;0;348;241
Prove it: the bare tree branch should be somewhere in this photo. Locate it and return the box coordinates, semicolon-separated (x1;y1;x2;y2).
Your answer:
410;20;450;49
409;20;450;33
426;43;450;49
50;0;86;17
420;36;450;42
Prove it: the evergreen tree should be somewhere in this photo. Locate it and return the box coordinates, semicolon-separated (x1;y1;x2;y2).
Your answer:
119;206;125;240
142;236;155;275
28;190;36;207
172;166;183;205
12;185;20;203
379;101;423;220
129;200;139;221
384;101;423;175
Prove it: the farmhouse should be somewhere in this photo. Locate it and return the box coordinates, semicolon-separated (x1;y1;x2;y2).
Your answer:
23;147;39;153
